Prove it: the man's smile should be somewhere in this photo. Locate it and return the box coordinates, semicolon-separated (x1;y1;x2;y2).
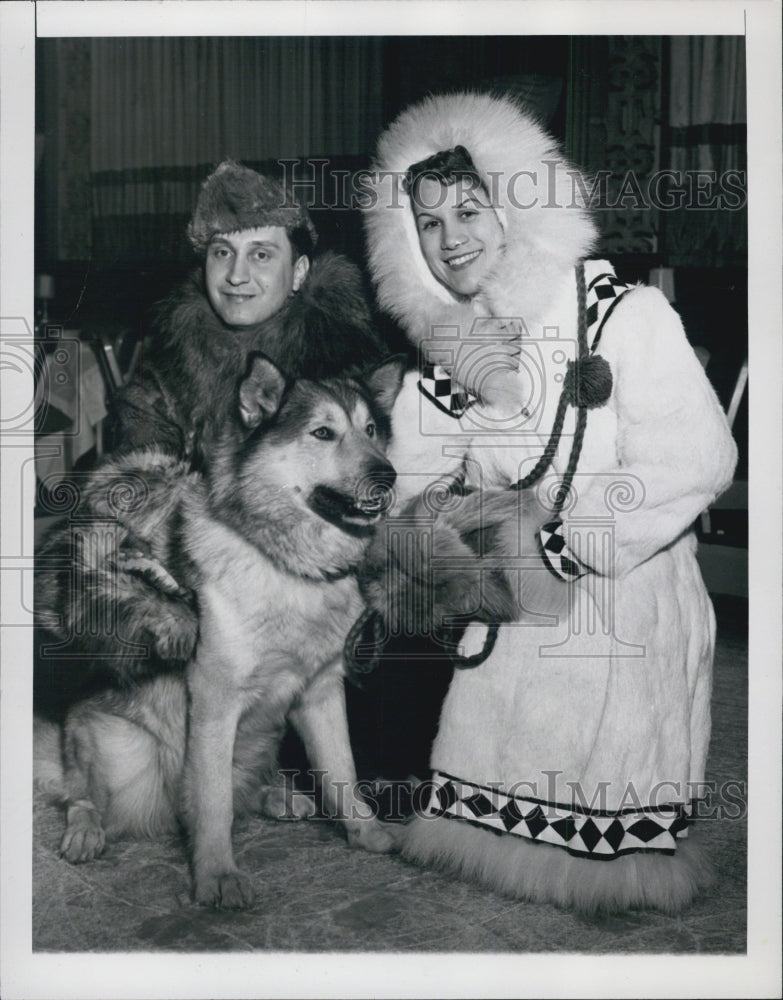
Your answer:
205;225;308;326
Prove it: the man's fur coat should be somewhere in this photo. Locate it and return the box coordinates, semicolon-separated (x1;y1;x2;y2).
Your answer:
108;251;388;467
36;251;391;719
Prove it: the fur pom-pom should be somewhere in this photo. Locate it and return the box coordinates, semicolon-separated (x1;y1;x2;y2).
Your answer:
564;354;613;409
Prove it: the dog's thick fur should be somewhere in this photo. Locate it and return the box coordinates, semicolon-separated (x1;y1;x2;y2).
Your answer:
35;354;405;908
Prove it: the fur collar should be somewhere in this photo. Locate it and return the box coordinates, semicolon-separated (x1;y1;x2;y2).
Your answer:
156;250;381;380
364;92;598;350
149;251;385;462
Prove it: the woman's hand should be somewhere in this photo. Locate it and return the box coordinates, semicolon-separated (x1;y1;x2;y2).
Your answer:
452;321;524;412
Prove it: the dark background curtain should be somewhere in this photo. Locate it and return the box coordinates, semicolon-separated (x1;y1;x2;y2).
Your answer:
90;37;384;262
661;36;747;268
35;33;748;411
37;34;748;269
37;35;574;267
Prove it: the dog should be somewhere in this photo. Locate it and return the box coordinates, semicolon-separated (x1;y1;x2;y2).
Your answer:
34;352;406;909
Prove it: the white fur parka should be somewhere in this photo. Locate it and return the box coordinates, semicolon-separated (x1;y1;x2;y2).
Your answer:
363;92;738;912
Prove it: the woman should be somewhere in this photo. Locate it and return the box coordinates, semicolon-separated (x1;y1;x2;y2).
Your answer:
363;92;738;912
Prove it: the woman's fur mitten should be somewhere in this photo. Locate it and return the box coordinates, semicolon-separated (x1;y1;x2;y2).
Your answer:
357;486;569;639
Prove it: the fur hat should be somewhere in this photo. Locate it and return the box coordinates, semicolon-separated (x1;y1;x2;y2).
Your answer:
187;159;318;256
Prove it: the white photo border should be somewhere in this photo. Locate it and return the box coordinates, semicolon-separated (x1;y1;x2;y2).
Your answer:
2;2;780;997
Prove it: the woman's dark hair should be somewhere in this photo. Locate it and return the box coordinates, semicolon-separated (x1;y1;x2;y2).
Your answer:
404;145;488;203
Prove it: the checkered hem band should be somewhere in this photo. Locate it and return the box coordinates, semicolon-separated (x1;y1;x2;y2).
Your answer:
586;270;633;351
418;363;478;419
539;520;588;581
425;771;691;860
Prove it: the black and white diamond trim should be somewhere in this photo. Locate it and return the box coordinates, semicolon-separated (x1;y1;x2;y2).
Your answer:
416;266;631;422
586;271;633;351
539;519;587;581
425;771;691;859
418;363;478;419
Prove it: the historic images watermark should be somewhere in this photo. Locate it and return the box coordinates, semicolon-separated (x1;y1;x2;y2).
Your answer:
277;158;747;213
272;770;749;824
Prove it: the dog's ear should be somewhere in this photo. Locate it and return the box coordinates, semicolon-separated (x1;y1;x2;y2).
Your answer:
239;354;287;429
361;355;407;416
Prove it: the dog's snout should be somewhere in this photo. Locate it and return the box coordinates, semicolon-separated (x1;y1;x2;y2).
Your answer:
367;461;397;493
354;460;397;515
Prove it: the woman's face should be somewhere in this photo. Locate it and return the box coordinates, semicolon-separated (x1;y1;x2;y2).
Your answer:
412;176;504;298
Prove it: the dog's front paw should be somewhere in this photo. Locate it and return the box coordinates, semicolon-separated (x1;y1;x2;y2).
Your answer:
345;818;398;854
59;801;106;863
193;869;256;910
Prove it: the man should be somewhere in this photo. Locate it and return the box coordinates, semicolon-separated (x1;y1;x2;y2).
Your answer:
109;159;388;467
35;160;390;717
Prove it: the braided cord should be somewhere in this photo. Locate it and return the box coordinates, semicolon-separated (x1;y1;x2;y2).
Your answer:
450;622;500;670
449;263;592;667
343;607;385;685
512;261;588;500
552;261;588;514
510;381;570;492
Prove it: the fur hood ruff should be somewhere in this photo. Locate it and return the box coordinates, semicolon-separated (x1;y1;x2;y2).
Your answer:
364;92;598;350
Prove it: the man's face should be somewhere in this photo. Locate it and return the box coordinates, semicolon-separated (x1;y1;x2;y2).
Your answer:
205;226;309;327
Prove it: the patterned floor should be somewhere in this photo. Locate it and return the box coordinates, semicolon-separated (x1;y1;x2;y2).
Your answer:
31;599;748;956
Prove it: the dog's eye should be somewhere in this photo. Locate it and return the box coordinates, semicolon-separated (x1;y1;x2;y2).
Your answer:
311;426;334;441
365;422;376;438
